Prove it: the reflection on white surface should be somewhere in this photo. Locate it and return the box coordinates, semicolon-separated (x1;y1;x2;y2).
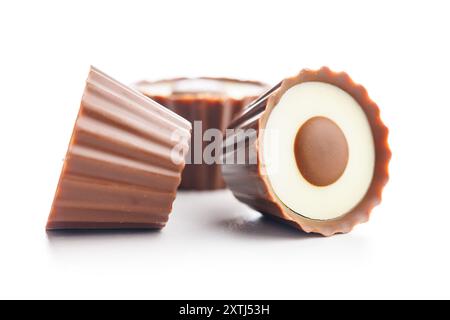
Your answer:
43;191;358;300
45;190;317;253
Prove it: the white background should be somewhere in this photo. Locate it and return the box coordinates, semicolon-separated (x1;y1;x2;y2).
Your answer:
0;0;449;299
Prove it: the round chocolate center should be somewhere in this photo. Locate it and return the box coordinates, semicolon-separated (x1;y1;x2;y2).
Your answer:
294;116;349;187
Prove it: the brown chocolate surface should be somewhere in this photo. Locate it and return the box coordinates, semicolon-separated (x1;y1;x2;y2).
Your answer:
294;116;349;187
222;67;391;236
46;67;191;230
135;77;268;190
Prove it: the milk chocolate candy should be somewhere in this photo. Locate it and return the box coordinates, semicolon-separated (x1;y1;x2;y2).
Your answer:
46;67;191;230
222;67;390;236
135;77;268;190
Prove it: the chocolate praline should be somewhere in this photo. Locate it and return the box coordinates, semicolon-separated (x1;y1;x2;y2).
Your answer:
222;67;391;236
135;77;268;190
46;67;191;230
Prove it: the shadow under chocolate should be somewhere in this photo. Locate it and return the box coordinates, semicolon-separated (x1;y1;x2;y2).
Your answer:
215;215;323;240
46;228;161;243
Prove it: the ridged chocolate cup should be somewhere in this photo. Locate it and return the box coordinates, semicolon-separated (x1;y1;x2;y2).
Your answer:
46;67;191;230
135;77;268;190
222;67;391;236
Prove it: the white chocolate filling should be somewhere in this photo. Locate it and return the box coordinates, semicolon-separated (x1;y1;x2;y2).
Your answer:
262;82;375;220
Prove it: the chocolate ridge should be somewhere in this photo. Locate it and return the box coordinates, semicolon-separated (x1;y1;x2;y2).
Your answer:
222;67;391;236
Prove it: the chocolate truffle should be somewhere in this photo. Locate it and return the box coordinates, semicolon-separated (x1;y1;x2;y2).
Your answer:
135;77;268;190
222;67;390;236
46;67;191;230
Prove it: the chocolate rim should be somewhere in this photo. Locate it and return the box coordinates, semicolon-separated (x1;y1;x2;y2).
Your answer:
257;67;391;236
135;77;269;102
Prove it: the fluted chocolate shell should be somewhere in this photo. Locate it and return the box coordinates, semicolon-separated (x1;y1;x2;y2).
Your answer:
222;67;391;236
46;67;191;230
135;77;268;190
